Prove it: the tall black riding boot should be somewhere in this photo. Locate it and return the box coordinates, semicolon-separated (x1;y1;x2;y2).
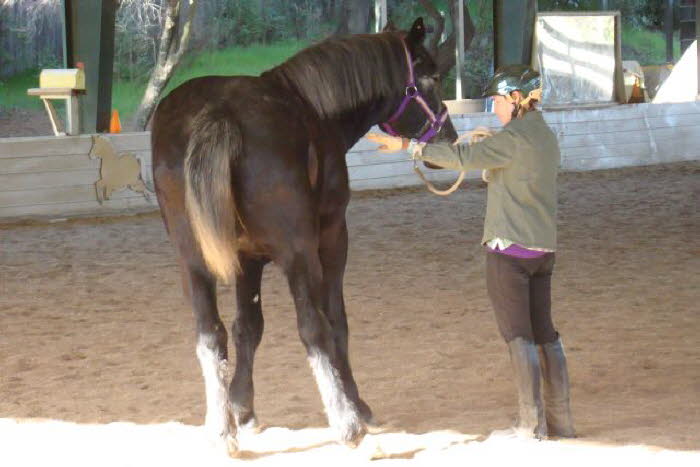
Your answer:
506;337;547;439
539;338;576;438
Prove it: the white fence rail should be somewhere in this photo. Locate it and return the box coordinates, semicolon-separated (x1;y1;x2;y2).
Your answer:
1;102;698;222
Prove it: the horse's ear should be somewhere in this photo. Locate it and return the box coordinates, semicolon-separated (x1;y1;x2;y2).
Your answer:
382;20;397;32
406;17;426;45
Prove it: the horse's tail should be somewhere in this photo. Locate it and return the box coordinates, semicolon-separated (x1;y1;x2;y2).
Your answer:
184;109;242;283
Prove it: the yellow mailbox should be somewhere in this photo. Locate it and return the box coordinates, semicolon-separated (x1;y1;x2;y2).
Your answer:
39;68;86;90
28;68;86;136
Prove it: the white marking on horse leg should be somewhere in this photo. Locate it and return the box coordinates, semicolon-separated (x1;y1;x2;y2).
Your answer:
196;338;237;454
252;294;260;304
308;350;364;444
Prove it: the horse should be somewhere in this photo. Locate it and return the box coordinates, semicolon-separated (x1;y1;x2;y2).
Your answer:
151;17;457;456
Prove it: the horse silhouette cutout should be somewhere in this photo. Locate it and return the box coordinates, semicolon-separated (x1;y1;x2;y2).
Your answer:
89;135;151;204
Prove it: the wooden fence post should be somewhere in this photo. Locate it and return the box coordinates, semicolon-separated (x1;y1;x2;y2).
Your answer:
62;0;117;134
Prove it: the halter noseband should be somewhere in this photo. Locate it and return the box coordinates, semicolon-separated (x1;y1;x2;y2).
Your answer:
380;40;449;144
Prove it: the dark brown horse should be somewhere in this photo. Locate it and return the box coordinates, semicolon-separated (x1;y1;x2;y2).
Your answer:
151;18;457;455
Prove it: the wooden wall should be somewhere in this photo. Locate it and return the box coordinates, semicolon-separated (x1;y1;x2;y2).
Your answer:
550;101;700;171
0;133;154;220
347;101;700;189
1;102;698;222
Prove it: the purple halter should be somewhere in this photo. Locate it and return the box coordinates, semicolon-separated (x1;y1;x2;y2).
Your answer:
381;40;449;143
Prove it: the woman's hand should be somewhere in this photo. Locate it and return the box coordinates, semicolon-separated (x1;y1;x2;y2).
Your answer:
366;133;408;153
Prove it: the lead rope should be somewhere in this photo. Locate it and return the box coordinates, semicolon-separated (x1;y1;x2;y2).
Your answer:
413;127;493;196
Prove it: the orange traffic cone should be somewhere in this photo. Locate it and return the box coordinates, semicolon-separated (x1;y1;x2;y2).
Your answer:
110;109;122;133
628;76;645;104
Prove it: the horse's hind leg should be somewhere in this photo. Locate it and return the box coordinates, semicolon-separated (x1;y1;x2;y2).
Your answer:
320;218;373;424
229;254;266;431
182;263;237;454
282;244;365;446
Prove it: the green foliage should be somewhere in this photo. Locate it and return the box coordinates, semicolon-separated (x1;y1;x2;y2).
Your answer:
538;0;667;29
111;0;325;82
112;41;306;120
622;26;680;65
165;40;305;91
0;0;685;113
211;0;325;47
217;0;266;47
388;0;442;29
461;0;494;99
0;70;44;110
110;78;148;122
537;1;679;65
1;41;305;116
386;0;494;99
0;0;63;78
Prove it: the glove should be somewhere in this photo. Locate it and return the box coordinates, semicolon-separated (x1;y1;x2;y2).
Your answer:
366;133;408;153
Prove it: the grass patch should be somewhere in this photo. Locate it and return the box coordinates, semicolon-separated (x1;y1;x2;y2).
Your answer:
114;41;306;120
2;41;306;120
0;30;685;119
621;26;680;66
0;69;45;111
167;41;305;89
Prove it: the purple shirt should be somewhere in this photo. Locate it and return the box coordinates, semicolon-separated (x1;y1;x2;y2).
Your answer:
487;243;549;259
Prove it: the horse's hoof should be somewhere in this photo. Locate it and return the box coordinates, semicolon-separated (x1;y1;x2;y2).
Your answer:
225;433;239;458
205;422;238;457
344;438;361;449
357;399;374;424
357;406;380;432
208;431;239;458
341;422;367;449
365;420;387;434
239;417;264;435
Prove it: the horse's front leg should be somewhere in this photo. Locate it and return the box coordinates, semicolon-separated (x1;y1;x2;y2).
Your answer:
94;179;105;203
320;217;374;425
229;254;266;431
282;242;366;446
183;264;237;455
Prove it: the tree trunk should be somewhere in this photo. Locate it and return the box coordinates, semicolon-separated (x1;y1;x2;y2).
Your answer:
257;0;266;43
321;0;335;23
335;0;372;35
132;0;198;131
413;0;475;80
348;0;371;33
436;0;476;80
418;0;446;57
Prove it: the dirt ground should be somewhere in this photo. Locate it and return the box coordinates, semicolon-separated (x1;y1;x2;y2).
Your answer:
0;108;57;138
1;162;699;461
0;108;136;137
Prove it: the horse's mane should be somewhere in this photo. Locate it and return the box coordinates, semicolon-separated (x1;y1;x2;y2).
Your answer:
269;33;406;118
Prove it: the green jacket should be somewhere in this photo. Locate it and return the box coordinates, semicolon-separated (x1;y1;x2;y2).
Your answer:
419;111;560;250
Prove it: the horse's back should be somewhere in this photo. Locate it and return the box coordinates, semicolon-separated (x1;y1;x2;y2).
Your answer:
153;76;250;168
151;73;323;260
152;74;309;170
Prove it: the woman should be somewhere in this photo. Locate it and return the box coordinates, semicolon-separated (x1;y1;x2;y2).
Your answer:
368;65;575;439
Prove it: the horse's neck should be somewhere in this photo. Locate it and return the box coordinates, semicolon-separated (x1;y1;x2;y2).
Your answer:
95;143;118;165
326;99;397;154
268;60;401;154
